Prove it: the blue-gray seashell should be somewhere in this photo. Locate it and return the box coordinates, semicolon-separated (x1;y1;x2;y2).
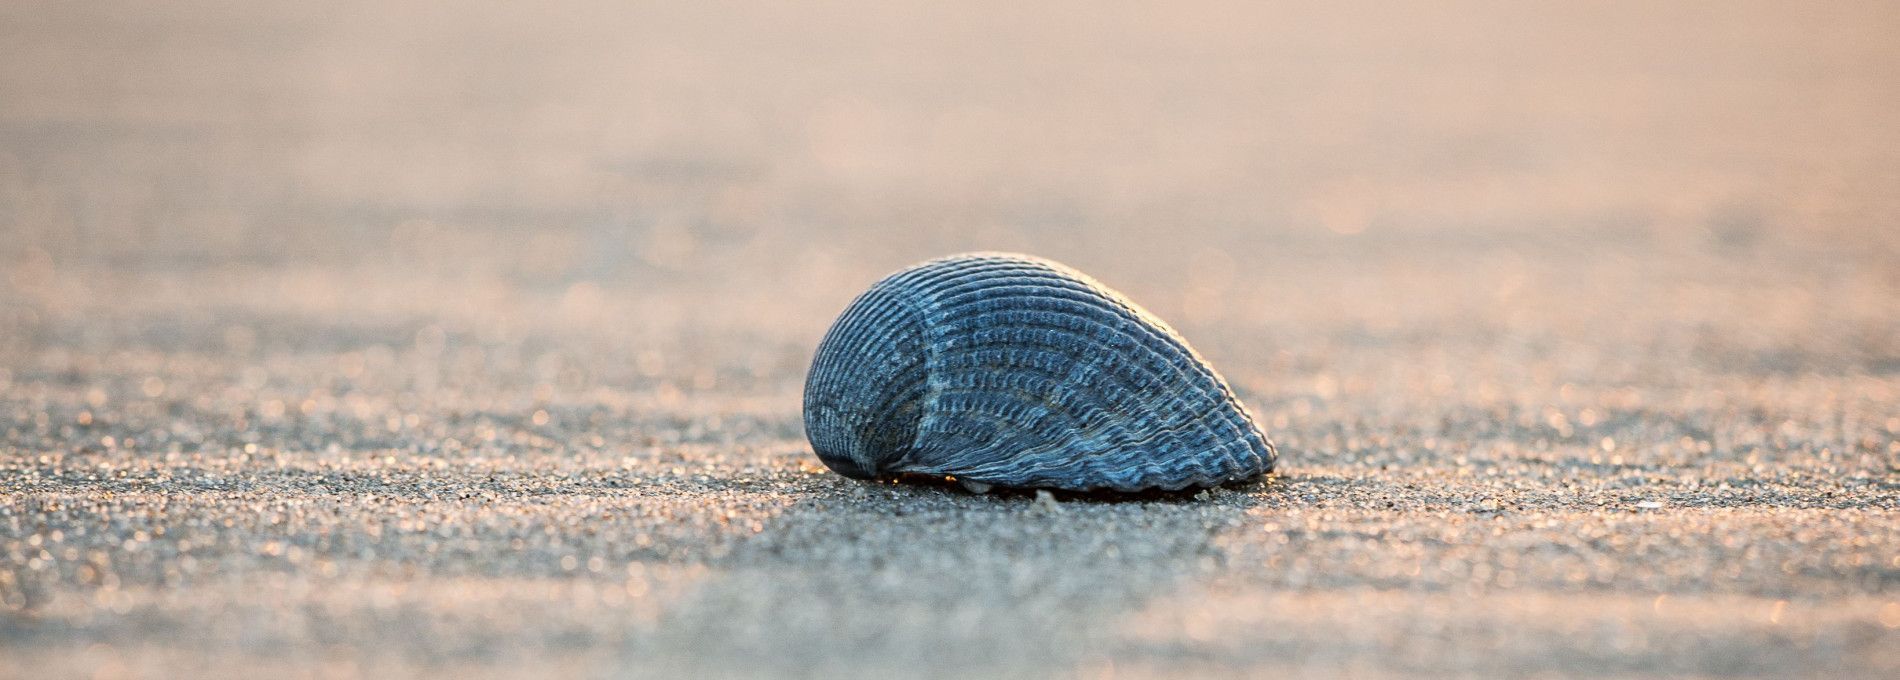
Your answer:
803;252;1277;492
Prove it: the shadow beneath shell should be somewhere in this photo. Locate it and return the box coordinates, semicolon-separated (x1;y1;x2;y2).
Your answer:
623;464;1288;676
883;471;1282;503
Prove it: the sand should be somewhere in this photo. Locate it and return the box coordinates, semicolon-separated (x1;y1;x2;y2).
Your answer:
3;1;1898;677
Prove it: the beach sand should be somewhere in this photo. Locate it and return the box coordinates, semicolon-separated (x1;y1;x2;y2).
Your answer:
3;2;1898;676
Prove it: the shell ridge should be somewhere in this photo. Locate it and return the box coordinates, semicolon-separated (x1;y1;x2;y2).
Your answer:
923;261;1264;486
803;275;933;477
927;352;1253;488
930;291;1236;483
902;285;1099;478
939;304;1244;463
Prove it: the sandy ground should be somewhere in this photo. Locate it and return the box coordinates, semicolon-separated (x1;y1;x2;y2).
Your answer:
3;1;1899;677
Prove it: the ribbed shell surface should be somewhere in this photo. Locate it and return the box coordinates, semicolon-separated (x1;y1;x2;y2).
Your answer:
802;253;1277;492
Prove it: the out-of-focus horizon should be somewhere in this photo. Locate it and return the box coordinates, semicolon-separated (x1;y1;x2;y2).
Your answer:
6;1;1897;331
3;1;1898;677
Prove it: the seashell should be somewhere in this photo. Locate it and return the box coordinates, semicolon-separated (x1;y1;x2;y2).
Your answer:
802;252;1277;492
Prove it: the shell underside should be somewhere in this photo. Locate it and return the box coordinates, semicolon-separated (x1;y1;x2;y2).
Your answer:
803;252;1276;492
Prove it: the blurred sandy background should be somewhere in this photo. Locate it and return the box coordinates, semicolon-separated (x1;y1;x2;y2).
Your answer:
2;1;1898;677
